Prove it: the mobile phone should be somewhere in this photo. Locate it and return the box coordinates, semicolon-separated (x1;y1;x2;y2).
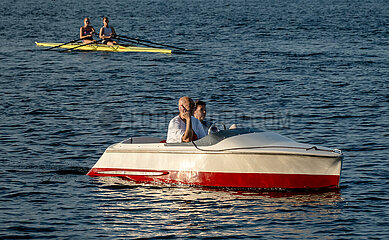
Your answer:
180;105;188;112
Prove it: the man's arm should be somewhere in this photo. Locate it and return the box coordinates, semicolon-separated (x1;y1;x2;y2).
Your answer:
181;116;193;142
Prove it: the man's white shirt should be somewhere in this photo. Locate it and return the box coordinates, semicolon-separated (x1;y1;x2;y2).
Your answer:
167;115;206;143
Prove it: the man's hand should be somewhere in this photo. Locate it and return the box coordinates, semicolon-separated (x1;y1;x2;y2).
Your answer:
180;104;193;142
182;110;191;121
180;105;191;121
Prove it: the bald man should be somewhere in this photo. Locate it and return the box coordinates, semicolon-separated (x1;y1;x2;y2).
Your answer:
166;96;206;143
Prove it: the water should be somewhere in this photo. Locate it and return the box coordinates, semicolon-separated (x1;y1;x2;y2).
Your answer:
1;0;388;238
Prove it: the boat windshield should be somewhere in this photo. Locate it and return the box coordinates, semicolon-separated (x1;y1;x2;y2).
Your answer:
165;128;264;147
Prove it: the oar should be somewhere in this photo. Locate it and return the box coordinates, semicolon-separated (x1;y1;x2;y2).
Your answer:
117;35;191;51
115;37;159;48
60;39;102;52
44;38;82;51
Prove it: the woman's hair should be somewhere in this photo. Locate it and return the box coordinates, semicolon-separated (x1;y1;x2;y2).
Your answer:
195;100;206;109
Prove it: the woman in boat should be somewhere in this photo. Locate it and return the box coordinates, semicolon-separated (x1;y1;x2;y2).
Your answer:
80;18;96;44
99;17;117;45
194;100;214;135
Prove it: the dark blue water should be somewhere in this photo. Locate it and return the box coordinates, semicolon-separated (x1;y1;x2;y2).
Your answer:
1;0;389;238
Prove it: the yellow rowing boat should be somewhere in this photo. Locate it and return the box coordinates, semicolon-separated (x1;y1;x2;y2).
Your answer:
35;42;172;54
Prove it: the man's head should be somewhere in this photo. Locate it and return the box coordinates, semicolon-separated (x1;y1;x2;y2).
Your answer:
178;96;195;118
194;100;206;122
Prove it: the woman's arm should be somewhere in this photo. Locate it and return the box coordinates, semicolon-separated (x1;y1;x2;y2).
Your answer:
91;26;96;36
80;27;84;39
99;27;104;39
111;27;116;38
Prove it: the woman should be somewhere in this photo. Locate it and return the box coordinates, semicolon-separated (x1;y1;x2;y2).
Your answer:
99;17;117;45
80;18;96;44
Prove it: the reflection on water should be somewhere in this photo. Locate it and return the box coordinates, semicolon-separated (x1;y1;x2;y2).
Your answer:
91;178;342;238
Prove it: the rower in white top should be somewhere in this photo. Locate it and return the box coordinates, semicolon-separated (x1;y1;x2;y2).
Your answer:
99;16;117;45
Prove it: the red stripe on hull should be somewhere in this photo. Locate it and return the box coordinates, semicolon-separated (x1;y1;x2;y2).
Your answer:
87;168;340;189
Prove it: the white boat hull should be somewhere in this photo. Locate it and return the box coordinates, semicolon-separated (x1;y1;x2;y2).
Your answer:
87;130;343;189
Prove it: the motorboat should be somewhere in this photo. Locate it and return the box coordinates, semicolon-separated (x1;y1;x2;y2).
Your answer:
87;128;343;190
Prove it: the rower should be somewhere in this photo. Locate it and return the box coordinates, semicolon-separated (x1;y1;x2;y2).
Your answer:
80;18;96;44
99;17;117;45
